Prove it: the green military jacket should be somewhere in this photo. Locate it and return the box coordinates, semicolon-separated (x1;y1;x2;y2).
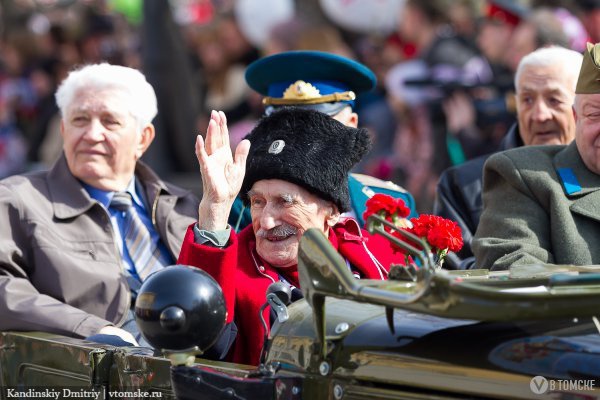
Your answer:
472;142;600;270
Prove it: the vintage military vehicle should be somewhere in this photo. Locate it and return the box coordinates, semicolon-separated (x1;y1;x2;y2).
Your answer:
2;216;600;399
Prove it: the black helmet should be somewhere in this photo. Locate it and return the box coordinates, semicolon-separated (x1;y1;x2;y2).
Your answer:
135;265;227;353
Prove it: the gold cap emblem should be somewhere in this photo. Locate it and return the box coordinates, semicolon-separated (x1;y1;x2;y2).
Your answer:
262;80;356;106
283;80;321;100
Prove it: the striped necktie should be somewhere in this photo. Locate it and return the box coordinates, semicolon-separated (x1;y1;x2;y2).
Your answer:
110;192;169;281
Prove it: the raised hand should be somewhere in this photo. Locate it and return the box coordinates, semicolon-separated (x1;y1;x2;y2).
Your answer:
196;110;250;231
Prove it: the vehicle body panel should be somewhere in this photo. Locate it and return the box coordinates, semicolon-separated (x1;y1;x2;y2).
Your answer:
2;227;600;399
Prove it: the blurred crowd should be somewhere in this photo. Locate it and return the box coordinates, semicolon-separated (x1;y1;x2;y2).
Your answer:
0;0;597;212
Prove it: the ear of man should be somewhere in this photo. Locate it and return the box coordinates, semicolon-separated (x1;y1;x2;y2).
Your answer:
136;124;155;159
326;204;341;227
59;120;66;140
347;112;359;128
334;106;359;128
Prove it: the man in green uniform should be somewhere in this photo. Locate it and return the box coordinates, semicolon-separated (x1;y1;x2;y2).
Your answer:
473;42;600;270
229;51;417;231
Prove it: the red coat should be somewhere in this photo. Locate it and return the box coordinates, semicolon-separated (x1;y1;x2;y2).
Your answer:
177;218;403;365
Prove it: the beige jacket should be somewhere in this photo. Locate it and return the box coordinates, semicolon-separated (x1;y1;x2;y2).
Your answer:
473;143;600;270
0;155;198;337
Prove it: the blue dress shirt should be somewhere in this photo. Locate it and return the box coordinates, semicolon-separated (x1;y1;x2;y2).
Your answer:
83;178;174;283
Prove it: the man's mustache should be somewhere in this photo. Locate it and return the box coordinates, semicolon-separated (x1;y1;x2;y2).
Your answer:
257;224;299;239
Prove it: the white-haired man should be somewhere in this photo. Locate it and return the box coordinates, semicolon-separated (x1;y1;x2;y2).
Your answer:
473;42;600;269
0;64;199;345
434;46;583;268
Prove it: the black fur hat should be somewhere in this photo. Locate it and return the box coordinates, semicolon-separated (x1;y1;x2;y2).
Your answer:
241;107;371;212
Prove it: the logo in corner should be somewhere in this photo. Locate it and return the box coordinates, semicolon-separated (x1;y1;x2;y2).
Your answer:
530;376;549;394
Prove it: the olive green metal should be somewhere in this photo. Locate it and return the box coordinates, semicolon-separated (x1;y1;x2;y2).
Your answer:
298;227;600;323
267;297;579;400
89;348;112;390
5;223;600;399
110;347;175;399
0;332;107;389
297;227;438;365
0;331;255;399
365;214;435;272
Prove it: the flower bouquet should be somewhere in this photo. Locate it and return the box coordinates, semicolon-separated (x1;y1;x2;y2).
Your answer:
363;194;463;279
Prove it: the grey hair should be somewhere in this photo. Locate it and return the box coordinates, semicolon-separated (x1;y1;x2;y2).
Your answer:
55;63;158;127
514;46;583;92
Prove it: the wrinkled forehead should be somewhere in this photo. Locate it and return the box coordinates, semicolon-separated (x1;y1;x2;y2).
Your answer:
575;93;600;111
517;65;575;94
248;179;323;203
66;87;133;116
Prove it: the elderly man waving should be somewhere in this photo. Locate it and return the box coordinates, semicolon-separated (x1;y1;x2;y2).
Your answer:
178;107;403;365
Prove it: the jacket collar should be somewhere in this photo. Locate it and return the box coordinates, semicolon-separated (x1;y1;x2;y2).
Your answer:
48;153;189;220
553;142;600;197
499;123;524;151
553;142;600;222
133;157;190;209
332;217;367;243
48;155;97;219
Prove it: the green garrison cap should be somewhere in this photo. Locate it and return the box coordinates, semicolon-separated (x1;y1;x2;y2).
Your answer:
576;42;600;94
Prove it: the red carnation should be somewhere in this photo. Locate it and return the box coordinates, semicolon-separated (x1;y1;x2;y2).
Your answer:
363;194;410;223
409;214;439;238
426;219;463;253
363;194;463;269
407;215;463;254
